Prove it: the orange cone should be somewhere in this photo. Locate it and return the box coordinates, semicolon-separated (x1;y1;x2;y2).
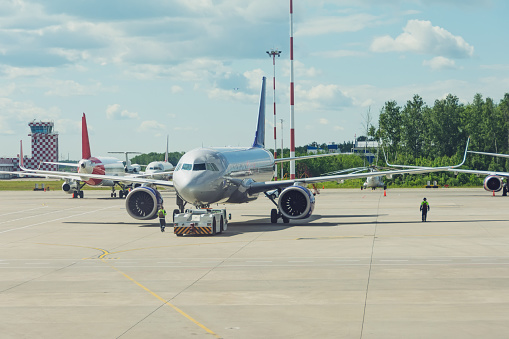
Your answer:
493;190;495;197
384;190;386;197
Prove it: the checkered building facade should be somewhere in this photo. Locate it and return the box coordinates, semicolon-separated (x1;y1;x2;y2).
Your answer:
3;121;59;173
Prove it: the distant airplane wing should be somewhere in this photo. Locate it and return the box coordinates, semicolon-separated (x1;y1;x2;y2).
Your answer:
467;150;509;159
274;153;345;164
247;164;462;195
448;168;509;177
12;168;174;187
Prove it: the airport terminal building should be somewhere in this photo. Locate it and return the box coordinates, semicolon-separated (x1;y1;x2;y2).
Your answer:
0;120;58;178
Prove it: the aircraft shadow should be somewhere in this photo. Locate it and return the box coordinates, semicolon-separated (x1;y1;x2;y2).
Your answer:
64;221;154;227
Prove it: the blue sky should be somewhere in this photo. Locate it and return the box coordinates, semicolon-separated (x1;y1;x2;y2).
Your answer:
0;0;507;160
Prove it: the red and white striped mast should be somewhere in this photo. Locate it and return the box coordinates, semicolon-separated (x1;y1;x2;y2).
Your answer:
266;48;281;180
289;0;296;179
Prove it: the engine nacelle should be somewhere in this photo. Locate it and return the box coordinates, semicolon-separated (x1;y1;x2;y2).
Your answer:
484;175;503;192
278;185;315;220
62;181;78;194
125;186;163;220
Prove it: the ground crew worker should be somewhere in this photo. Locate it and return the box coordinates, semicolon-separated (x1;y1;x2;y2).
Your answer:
158;206;167;232
420;197;430;222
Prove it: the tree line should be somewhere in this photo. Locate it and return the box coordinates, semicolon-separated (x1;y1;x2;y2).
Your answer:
130;92;509;188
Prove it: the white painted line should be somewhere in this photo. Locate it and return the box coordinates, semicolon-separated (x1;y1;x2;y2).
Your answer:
0;206;117;234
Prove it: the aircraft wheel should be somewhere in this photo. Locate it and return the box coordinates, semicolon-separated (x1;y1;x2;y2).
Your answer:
119;191;124;199
79;191;84;199
282;216;290;224
270;209;278;223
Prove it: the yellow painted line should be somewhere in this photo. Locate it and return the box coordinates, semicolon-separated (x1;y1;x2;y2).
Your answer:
102;258;220;338
36;242;220;337
35;242;109;259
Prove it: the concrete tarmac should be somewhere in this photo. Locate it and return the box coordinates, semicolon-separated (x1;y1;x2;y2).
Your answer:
0;188;508;338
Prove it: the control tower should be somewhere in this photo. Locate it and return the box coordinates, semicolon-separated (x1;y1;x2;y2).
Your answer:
25;120;59;171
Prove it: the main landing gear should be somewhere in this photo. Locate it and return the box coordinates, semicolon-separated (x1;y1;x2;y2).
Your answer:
72;181;86;198
111;185;130;198
265;191;290;224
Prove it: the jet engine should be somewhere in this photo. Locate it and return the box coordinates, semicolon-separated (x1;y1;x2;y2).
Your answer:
125;186;163;220
278;185;315;220
62;181;78;194
484;175;503;192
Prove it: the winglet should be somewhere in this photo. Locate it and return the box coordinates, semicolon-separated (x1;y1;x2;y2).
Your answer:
453;136;470;168
82;113;91;159
252;77;266;148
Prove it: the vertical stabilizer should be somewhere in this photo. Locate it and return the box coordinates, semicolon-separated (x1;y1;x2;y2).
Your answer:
252;77;266;148
82;113;92;159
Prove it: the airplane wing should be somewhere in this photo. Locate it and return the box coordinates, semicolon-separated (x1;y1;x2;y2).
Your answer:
246;164;460;195
383;138;470;170
247;139;471;195
467;150;509;159
448;168;509;177
274;152;345;164
8;167;174;187
42;161;79;168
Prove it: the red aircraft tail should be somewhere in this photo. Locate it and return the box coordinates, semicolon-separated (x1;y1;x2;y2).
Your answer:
82;113;91;159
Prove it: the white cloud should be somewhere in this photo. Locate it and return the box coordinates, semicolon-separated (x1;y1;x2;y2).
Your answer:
171;85;183;94
371;20;474;58
106;104;139;120
318;50;368;59
297;13;379;36
138;120;166;135
423;56;457;70
319;118;329;125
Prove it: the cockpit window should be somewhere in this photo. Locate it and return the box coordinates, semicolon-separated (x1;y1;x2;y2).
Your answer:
206;163;219;171
193;163;206;171
182;163;192;171
175;163;182;171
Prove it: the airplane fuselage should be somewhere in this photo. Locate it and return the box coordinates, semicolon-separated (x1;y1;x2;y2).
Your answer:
145;161;174;180
173;147;275;207
78;156;125;186
364;175;385;189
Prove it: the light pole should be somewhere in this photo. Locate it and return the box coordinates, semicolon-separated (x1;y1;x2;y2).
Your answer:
280;118;284;180
266;48;281;179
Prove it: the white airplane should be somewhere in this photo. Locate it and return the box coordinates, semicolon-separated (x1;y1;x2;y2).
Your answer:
4;77;468;223
143;135;174;180
12;113;135;198
450;150;509;195
322;166;386;190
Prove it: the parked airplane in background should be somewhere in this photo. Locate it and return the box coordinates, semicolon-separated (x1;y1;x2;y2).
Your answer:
143;135;174;180
452;150;509;195
3;77;468;223
14;113;135;198
322;166;386;190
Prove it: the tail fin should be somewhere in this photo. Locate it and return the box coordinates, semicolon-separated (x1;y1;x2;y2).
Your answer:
252;76;266;148
82;113;91;159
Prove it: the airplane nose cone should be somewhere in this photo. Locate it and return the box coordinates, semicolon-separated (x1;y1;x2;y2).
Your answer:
174;172;217;205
